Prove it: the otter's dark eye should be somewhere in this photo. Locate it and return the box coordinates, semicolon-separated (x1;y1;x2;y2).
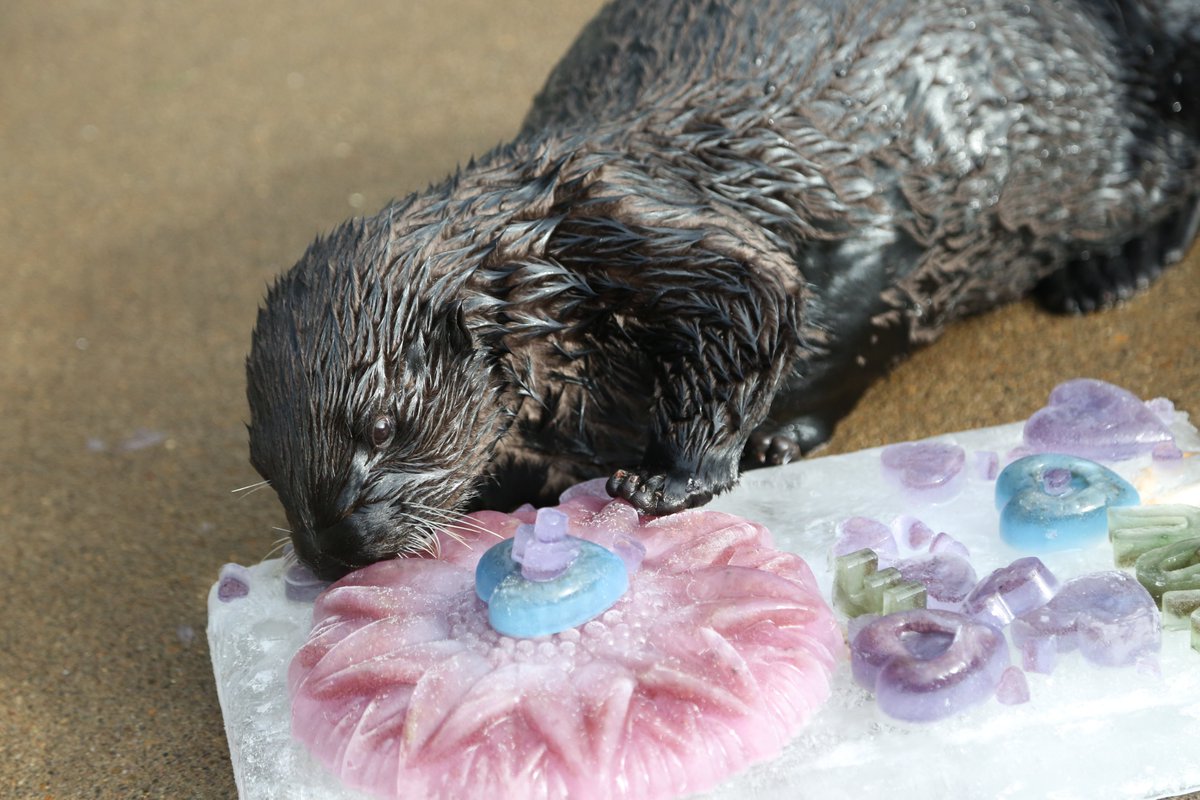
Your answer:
369;415;395;449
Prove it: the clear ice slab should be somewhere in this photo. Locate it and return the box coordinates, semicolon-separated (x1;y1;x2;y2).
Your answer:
210;390;1200;800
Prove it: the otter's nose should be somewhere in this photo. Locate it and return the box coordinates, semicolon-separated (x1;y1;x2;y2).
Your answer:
311;514;376;579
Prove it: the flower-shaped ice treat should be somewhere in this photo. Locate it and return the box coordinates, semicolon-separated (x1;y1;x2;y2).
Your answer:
288;481;841;800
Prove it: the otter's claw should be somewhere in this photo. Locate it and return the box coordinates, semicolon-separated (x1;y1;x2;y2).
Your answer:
606;468;714;516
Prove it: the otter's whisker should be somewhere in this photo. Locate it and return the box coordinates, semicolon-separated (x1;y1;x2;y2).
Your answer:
232;479;272;497
261;535;291;561
403;505;475;531
417;536;441;559
399;511;469;553
398;518;442;559
402;510;469;546
407;503;501;539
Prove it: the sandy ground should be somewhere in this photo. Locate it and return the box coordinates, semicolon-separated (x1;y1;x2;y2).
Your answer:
1;1;1197;797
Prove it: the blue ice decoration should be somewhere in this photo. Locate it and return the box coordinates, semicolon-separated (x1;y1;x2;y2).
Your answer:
995;454;1139;552
475;508;630;638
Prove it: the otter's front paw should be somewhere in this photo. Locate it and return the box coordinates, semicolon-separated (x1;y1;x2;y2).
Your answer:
606;468;716;516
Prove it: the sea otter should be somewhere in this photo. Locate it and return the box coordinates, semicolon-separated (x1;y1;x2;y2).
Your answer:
247;0;1200;579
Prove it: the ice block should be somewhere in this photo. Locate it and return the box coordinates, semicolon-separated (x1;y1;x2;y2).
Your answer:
209;383;1200;800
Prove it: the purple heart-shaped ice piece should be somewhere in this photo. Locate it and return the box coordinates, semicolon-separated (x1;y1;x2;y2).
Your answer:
880;441;966;502
833;516;898;559
896;553;978;611
1023;379;1173;461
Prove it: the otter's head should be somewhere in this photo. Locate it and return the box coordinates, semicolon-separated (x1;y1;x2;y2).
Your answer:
246;214;508;580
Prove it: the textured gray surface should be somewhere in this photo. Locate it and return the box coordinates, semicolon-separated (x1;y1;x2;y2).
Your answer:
0;1;1196;797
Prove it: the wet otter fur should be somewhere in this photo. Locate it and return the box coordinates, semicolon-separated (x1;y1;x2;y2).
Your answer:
247;0;1200;579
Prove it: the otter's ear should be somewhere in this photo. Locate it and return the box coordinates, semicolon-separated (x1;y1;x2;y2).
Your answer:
437;301;475;352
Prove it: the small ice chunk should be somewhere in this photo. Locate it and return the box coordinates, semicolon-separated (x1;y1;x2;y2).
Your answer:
1020;633;1058;674
612;533;646;575
834;517;897;559
1108;504;1200;567
995;666;1031;705
869;568;927;615
1146;397;1176;426
893;515;934;550
963;557;1059;629
513;508;581;582
835;549;879;616
851;609;1010;722
1162;590;1200;631
512;503;538;523
996;454;1139;552
1152;442;1184;461
176;624;196;646
929;531;970;560
217;563;251;602
896;554;978;611
974;450;999;481
1010;571;1160;670
835;549;926;617
1133;536;1200;601
881;441;966;502
283;562;329;602
1042;467;1073;496
118;428;167;452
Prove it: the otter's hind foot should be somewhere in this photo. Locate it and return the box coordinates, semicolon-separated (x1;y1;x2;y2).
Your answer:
741;430;803;468
741;413;838;470
1036;194;1199;313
